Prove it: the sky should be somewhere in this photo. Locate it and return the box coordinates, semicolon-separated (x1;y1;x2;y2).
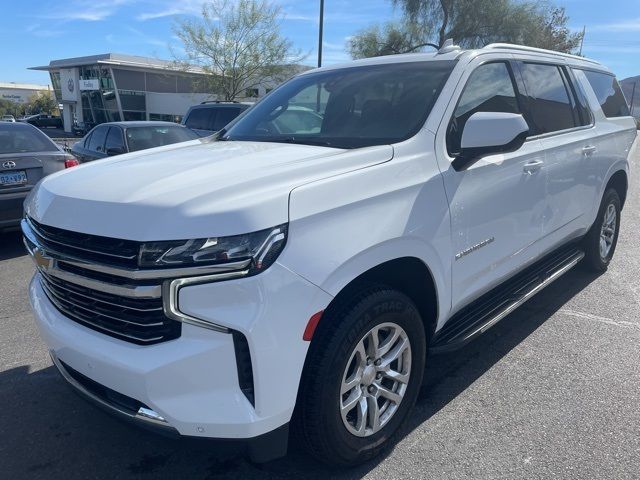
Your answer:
1;0;639;86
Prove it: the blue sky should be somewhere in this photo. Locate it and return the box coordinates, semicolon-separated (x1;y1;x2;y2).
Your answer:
1;0;638;86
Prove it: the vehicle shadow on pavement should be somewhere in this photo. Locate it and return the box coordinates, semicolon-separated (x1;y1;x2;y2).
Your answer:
0;231;26;261
0;268;600;480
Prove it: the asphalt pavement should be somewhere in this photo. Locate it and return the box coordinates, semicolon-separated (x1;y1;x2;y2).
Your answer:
1;148;639;479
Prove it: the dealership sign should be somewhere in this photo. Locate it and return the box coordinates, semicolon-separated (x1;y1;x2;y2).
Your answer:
79;79;100;91
60;68;79;102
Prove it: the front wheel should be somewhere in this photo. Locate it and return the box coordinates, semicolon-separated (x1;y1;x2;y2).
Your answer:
296;286;426;466
583;188;621;272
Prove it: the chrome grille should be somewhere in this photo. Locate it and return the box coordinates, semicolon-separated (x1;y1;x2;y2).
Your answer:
27;217;139;268
39;273;180;345
23;217;182;345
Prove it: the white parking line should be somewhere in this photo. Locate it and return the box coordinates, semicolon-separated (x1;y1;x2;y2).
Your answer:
559;309;640;330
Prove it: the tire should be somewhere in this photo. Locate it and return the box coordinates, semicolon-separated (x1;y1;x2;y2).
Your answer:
582;188;621;272
296;285;426;466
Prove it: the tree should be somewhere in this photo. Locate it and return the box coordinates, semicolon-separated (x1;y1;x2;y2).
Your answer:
348;0;583;58
0;99;23;118
26;91;58;115
174;0;304;101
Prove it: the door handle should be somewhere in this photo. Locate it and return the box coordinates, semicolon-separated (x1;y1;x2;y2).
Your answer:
523;159;544;175
582;145;597;155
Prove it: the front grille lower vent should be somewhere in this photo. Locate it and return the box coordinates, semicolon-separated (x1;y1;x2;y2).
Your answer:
40;272;181;345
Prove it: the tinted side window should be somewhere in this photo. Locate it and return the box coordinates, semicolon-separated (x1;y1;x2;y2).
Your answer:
566;69;593;127
87;126;108;152
212;108;242;131
447;62;520;154
519;63;576;134
185;108;215;131
105;127;126;152
582;70;630;118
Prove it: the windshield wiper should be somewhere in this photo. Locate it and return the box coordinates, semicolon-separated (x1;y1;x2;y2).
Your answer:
266;137;339;148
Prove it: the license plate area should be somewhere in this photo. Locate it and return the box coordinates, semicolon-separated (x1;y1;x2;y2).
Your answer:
0;170;27;186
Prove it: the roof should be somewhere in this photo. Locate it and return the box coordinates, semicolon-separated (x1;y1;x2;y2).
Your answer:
30;53;207;75
0;81;50;90
302;42;608;76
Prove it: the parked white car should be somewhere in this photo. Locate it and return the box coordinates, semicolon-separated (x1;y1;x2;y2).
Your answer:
1;115;16;122
22;43;637;466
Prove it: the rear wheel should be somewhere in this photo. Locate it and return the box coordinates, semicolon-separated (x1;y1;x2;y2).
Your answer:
583;188;621;272
296;286;426;466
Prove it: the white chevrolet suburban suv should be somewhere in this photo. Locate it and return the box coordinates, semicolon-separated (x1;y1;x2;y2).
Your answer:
22;43;637;466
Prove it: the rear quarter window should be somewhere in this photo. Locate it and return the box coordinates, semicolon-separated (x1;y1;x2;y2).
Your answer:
581;70;630;118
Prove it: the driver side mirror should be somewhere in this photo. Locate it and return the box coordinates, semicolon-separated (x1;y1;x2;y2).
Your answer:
452;112;529;171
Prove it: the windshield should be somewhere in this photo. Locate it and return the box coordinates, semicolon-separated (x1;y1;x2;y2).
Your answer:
222;60;456;149
125;125;199;152
0;123;58;154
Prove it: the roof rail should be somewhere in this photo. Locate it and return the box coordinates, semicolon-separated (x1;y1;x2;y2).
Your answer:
483;43;602;66
200;100;240;104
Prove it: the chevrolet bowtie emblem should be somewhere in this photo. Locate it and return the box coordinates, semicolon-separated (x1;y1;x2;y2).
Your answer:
32;247;53;270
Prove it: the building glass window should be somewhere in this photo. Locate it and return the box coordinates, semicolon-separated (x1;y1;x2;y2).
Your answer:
50;72;62;104
77;65;120;125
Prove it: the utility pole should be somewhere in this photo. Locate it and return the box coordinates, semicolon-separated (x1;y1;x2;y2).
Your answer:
317;0;324;68
578;25;586;56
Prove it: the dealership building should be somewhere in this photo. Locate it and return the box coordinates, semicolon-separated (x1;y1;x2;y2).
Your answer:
30;53;221;133
0;82;51;105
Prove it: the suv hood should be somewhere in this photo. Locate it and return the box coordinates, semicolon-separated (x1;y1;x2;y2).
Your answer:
26;139;393;240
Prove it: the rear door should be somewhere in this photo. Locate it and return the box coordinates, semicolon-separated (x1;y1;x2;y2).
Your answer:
515;61;596;251
435;57;548;311
84;125;109;161
104;126;127;155
575;68;637;205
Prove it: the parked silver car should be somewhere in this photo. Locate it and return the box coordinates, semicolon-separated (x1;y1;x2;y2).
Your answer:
0;122;78;231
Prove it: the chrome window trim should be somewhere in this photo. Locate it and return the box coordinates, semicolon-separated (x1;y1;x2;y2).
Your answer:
525;123;595;142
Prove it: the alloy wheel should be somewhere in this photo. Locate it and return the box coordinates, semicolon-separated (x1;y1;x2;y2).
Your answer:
339;322;411;437
599;203;617;259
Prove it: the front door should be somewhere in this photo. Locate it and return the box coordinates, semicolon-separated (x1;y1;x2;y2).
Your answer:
435;59;547;312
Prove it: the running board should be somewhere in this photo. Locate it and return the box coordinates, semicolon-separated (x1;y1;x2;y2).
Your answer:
430;246;585;354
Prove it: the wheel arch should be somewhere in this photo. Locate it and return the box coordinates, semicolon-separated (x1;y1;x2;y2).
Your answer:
317;256;440;345
605;169;628;208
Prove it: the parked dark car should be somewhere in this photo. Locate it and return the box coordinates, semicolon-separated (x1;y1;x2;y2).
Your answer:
182;101;251;136
0;122;78;231
70;121;200;162
21;114;63;129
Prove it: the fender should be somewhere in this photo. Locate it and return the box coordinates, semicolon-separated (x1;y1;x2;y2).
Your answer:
281;135;454;329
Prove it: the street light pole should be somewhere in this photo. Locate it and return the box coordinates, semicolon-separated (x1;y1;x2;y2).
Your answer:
318;0;324;68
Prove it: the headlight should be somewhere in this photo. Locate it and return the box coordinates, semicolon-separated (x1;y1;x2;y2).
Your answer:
138;224;287;274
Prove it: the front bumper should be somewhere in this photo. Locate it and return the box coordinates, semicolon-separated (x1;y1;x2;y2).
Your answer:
29;262;332;443
0;190;29;230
